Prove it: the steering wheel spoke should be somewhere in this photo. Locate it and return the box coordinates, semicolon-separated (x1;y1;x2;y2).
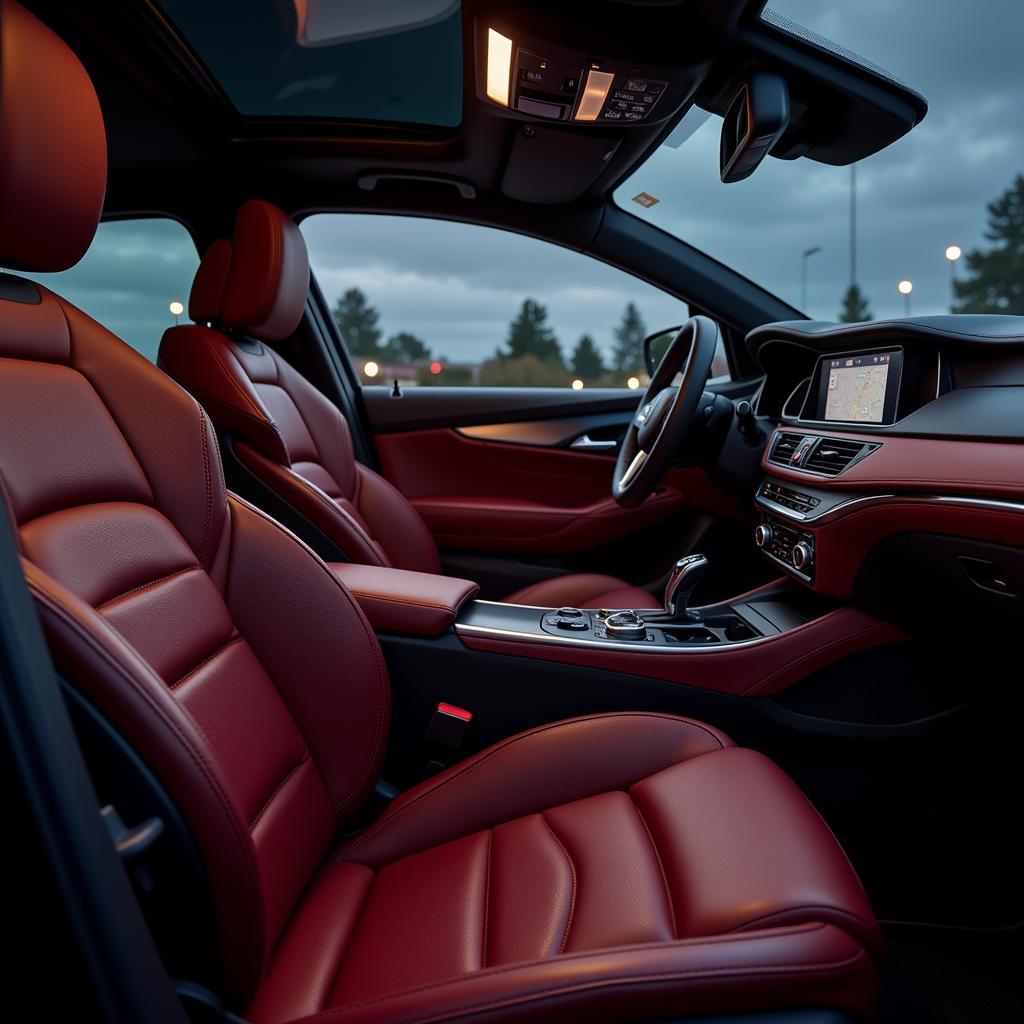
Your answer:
612;317;719;508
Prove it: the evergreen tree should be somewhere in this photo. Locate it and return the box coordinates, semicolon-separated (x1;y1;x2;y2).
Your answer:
838;283;872;323
954;173;1024;314
570;334;605;379
381;331;431;363
331;288;382;356
611;302;647;373
501;299;564;366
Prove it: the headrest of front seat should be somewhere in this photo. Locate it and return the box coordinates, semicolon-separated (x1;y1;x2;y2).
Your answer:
189;238;233;324
195;200;310;342
0;0;107;272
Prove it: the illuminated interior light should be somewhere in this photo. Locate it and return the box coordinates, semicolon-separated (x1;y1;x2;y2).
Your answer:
486;29;513;107
575;68;615;121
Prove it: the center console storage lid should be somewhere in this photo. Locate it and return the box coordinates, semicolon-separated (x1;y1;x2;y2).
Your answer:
329;563;479;637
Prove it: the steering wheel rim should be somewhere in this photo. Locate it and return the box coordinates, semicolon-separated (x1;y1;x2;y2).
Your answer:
612;315;719;508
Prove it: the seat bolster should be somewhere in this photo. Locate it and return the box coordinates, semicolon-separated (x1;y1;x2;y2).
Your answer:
353;465;443;575
502;573;658;609
630;747;883;960
159;324;289;464
235;444;388;567
276;923;875;1024
338;712;733;870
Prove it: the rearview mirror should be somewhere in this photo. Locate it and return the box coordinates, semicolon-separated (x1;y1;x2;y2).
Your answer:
720;73;790;183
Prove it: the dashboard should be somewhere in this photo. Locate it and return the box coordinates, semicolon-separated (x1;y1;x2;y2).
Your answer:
743;315;1024;632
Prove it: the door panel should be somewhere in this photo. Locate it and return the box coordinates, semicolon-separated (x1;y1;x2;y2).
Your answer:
367;382;752;561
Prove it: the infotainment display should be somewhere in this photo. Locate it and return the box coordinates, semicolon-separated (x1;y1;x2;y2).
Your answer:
809;348;903;424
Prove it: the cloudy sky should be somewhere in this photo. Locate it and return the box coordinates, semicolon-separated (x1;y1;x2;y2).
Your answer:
18;0;1023;367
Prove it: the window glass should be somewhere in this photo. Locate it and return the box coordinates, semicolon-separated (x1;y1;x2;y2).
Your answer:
614;0;1023;321
302;214;730;388
155;0;463;128
20;218;200;362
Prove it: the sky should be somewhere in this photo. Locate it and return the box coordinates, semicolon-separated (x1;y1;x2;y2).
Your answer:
15;0;1023;364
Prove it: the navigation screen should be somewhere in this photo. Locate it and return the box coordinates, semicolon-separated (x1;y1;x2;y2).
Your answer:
824;352;894;423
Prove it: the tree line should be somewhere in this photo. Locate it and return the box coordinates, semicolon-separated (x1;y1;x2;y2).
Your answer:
331;288;652;385
835;171;1024;322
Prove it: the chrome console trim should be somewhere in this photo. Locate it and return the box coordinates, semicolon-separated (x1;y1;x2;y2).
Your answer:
455;601;777;653
756;489;1024;527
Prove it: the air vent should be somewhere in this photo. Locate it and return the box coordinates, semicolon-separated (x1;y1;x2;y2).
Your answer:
767;431;804;467
803;437;877;476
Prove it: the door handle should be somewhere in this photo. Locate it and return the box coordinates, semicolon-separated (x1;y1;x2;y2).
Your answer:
570;434;618;450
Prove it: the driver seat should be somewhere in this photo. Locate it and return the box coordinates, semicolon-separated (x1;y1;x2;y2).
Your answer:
159;202;657;608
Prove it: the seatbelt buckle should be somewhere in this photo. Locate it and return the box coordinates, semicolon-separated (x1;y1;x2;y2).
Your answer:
427;702;472;749
423;703;472;779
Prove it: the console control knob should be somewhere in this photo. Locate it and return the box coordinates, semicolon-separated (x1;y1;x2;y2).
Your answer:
604;610;647;640
556;606;583;618
754;523;772;548
791;541;813;570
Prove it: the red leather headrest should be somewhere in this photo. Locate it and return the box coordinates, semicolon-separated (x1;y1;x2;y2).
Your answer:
0;0;107;272
189;239;233;324
217;200;310;341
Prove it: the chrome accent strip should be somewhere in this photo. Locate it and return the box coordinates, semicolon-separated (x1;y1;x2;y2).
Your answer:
757;495;809;521
456;621;774;654
570;434;617;450
757;490;1024;527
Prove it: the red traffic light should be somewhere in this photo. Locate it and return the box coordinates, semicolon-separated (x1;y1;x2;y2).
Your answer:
429;361;442;375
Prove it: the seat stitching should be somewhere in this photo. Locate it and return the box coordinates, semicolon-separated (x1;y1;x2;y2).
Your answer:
95;565;201;611
198;407;214;562
170;634;243;691
724;904;876;938
29;583;266;971
250;752;310;830
538;813;576;955
629;794;678;940
301;921;849;1017
342;713;726;855
360;950;870;1024
228;495;388;816
346;590;457;613
279;468;387;567
481;830;493;969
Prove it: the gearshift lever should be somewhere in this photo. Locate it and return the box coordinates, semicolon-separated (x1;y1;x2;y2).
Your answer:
661;553;708;621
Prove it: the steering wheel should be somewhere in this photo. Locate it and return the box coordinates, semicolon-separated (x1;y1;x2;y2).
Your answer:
612;315;719;508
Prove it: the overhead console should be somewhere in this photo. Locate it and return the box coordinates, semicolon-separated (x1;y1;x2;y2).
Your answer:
476;22;689;128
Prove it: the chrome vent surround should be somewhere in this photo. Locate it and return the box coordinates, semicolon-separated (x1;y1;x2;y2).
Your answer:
768;432;880;477
767;431;803;466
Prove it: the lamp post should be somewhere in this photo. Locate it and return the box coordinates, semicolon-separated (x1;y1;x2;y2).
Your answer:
801;245;822;312
945;244;962;311
897;279;913;317
168;300;184;326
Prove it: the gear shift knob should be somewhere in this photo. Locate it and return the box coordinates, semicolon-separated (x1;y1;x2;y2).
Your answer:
663;553;708;620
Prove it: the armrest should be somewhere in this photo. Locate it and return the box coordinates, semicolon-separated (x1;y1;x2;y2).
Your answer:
328;563;479;637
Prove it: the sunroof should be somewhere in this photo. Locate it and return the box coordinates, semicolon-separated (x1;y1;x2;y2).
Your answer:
156;0;463;128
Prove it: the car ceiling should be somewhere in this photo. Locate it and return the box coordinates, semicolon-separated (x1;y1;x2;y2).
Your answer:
24;0;926;253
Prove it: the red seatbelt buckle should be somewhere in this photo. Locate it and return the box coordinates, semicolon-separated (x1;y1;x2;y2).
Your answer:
426;702;472;750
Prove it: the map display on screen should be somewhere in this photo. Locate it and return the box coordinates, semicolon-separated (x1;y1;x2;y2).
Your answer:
824;353;893;423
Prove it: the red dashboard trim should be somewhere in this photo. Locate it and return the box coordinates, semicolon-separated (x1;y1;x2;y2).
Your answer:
764;428;1024;499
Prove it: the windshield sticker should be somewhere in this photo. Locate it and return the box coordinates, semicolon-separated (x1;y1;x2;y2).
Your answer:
632;192;660;208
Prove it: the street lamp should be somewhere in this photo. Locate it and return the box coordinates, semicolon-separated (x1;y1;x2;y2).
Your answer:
945;244;962;311
801;246;822;311
169;299;184;326
897;279;913;316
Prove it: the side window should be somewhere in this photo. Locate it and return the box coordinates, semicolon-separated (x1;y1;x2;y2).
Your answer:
20;218;200;362
301;214;730;388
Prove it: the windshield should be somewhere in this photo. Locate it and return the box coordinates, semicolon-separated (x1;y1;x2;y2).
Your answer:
615;0;1023;320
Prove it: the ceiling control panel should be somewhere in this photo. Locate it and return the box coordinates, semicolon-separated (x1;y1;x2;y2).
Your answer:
481;25;679;127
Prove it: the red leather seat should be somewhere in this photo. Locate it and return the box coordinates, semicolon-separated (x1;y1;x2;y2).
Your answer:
158;202;657;610
0;3;881;1021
